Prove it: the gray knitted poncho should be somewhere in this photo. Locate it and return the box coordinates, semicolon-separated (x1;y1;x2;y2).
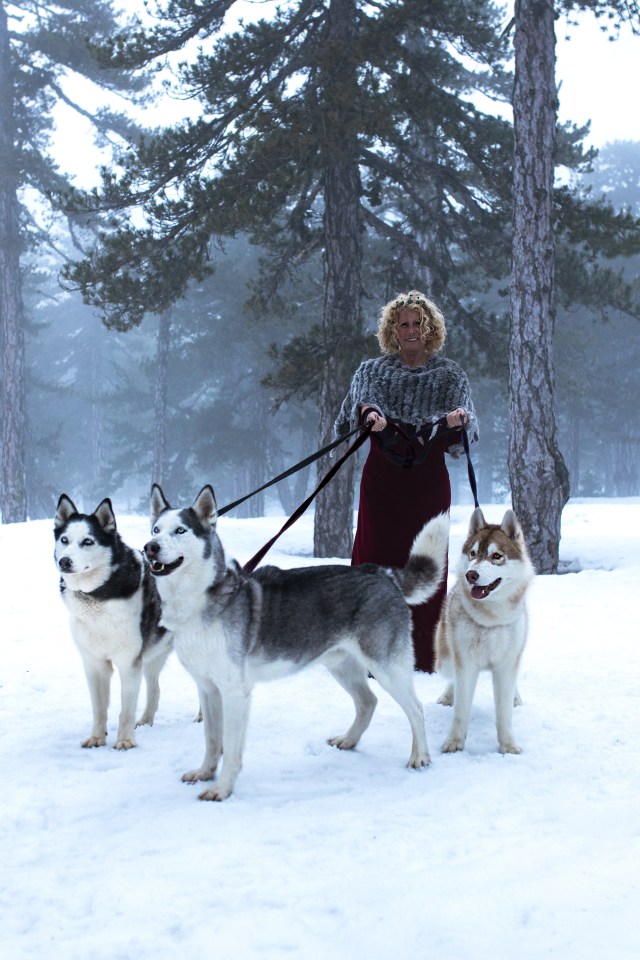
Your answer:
334;353;479;459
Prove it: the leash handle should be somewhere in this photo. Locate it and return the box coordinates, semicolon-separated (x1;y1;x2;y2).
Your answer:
378;417;479;507
242;423;372;573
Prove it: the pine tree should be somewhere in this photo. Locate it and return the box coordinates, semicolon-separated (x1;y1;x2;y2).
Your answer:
63;0;513;554
0;0;149;521
508;0;640;572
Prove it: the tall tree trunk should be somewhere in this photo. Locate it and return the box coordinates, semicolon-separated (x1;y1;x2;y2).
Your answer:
152;309;171;486
0;5;27;523
611;433;638;496
566;410;581;496
238;391;266;518
509;0;569;573
89;340;104;505
408;167;439;297
406;117;440;298
313;0;364;558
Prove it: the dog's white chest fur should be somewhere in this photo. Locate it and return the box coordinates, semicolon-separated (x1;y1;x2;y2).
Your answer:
63;589;144;661
171;616;234;684
451;596;528;668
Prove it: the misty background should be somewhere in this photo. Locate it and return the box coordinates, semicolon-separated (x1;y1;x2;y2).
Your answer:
3;1;639;521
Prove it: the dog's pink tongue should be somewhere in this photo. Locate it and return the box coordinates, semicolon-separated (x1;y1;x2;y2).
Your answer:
471;584;490;600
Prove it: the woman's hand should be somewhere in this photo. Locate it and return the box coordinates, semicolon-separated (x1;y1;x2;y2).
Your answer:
446;407;467;428
363;409;388;432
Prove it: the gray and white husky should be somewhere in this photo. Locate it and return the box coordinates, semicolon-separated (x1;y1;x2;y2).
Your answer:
54;495;172;749
436;507;535;755
144;484;449;801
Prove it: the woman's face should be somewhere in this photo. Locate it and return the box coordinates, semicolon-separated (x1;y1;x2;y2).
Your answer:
396;307;424;351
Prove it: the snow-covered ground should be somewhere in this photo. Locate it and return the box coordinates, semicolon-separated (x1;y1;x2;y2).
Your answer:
1;499;638;960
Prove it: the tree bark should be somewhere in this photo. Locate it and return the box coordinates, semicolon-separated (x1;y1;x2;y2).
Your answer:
0;4;27;523
313;0;364;558
89;339;105;506
314;156;363;557
509;0;569;573
238;391;266;518
611;433;638;496
566;410;581;496
152;309;171;487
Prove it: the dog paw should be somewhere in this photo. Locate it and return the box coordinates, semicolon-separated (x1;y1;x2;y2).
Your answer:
182;768;216;784
407;752;431;769
499;741;522;755
199;785;232;802
327;734;357;751
437;691;454;707
441;737;465;754
437;682;455;707
114;738;137;750
81;736;107;748
135;715;154;728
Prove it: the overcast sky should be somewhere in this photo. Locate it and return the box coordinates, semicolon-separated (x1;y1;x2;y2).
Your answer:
555;14;640;145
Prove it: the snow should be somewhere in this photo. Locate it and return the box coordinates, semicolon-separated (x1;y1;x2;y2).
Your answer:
1;499;639;960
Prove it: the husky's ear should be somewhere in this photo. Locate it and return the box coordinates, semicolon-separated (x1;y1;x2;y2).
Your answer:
467;507;486;536
501;509;523;542
55;494;78;529
93;498;117;533
150;484;171;525
192;485;217;529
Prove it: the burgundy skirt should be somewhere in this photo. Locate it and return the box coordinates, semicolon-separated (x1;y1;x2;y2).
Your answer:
352;427;451;672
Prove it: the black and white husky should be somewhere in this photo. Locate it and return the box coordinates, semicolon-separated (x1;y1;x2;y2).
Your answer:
436;508;535;756
144;484;449;801
54;495;172;749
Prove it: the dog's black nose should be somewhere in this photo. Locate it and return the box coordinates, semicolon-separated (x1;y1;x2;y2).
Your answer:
144;541;159;558
465;569;479;584
59;556;73;573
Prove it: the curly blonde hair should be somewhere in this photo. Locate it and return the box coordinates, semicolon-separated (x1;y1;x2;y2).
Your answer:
377;290;446;355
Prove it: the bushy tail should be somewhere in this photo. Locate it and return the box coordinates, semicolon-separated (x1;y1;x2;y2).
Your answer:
392;512;449;607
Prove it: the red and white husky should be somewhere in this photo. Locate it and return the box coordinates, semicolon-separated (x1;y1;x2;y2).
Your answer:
436;508;535;756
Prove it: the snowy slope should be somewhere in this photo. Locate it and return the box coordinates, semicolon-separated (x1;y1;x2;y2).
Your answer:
1;500;638;960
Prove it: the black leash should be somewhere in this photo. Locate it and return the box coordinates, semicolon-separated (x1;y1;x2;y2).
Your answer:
242;423;373;573
460;424;480;510
239;418;479;573
218;423;365;517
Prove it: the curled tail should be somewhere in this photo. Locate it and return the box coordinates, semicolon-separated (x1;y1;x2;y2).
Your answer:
391;512;449;607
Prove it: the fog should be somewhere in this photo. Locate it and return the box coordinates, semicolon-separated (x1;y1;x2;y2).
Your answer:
24;224;638;520
7;3;640;520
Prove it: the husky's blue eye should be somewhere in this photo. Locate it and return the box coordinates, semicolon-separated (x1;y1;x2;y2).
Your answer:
60;535;69;545
152;526;160;535
176;527;186;535
82;538;94;547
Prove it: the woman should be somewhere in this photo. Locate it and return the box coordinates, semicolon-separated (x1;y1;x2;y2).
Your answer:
334;290;478;672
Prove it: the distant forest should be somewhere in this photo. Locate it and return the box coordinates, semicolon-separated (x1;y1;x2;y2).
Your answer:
23;139;640;517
